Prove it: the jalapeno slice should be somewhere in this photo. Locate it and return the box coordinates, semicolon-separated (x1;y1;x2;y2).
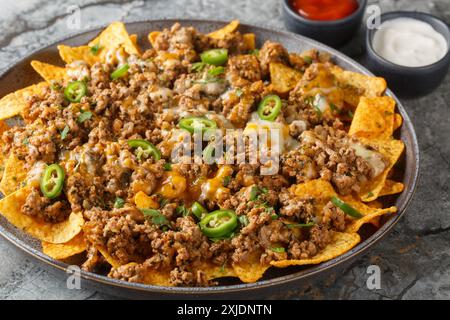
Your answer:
200;49;228;66
40;164;65;199
110;63;129;80
191;201;208;220
331;196;363;219
64;81;87;103
127;139;161;161
179;117;217;134
257;94;282;121
199;210;238;238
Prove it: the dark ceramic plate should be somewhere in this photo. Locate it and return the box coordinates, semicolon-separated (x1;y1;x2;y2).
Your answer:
0;19;419;299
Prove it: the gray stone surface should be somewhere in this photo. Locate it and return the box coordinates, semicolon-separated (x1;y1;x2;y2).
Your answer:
0;0;449;300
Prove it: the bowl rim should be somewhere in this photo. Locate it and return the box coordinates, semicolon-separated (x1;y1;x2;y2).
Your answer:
0;18;420;296
282;0;367;26
366;11;450;71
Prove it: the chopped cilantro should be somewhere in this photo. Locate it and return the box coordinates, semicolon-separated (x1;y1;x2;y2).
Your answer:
90;43;102;55
271;247;286;253
77;111;92;123
60;125;70;140
141;208;169;226
114;197;125;209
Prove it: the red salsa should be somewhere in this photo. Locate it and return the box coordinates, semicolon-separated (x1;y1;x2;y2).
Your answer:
291;0;359;21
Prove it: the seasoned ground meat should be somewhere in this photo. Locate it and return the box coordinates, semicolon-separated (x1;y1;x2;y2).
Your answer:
21;186;70;222
258;40;289;77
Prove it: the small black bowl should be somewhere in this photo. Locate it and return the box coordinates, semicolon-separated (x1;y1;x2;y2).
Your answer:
365;11;450;98
282;0;367;48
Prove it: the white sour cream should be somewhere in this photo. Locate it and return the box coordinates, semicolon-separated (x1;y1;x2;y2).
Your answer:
372;18;448;67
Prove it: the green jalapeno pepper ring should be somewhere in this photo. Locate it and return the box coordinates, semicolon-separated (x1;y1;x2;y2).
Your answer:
191;201;208;220
127;139;161;161
199;209;238;238
179;117;217;134
257;94;282;121
64;81;87;103
200;49;228;66
111;63;130;80
331;196;363;219
40;164;65;199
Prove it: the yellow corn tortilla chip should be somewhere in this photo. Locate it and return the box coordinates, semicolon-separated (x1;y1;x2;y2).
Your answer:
31;60;67;82
270;62;302;95
379;180;404;197
349;96;396;140
208;20;240;39
0;153;27;196
0;82;48;120
232;251;270;283
88;21;139;56
359;138;405;202
109;262;237;286
129;34;141;55
394;113;403;131
42;232;87;260
291;179;397;232
0;186;84;243
97;246;122;268
243;33;256;50
331;65;387;107
57;45;101;66
148;31;160;48
0;120;10;178
340;195;397;233
271;232;360;267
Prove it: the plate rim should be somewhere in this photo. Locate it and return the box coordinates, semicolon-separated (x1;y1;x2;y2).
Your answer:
0;18;420;295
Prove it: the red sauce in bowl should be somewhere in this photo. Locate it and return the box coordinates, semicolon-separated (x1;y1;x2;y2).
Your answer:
291;0;359;21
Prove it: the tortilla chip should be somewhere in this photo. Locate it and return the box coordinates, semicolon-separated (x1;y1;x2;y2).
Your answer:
88;21;139;56
57;45;100;66
243;33;256;50
394;113;403;131
379;180;404;197
208;20;240;39
0;186;84;243
148;31;160;48
31;60;67;82
291;179;397;232
331;65;387;107
0;82;48;120
340;195;397;233
42;232;87;259
359;138;405;202
98;247;122;268
0;121;10;177
0;153;27;196
349;96;396;140
134;191;159;209
270;62;302;95
129;34;141;54
232;252;270;283
271;232;360;267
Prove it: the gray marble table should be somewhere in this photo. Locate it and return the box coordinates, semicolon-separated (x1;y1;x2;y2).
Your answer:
0;0;449;300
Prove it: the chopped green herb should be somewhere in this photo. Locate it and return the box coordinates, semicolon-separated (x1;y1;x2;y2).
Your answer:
176;205;190;217
77;111;92;123
60;125;70;140
285;221;315;229
159;197;169;208
141;208;169;226
90;43;102;55
114;197;125;209
249;49;260;56
235;88;243;97
238;215;249;227
329;103;340;113
222;176;231;187
348;110;354;119
271;247;286;253
367;191;374;197
163;162;172;171
249;186;259;201
22;137;29;145
191;62;206;72
208;66;225;76
270;213;278;220
194;77;224;85
303;56;313;64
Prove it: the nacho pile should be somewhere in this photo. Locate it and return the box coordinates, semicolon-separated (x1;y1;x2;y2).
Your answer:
0;21;405;287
